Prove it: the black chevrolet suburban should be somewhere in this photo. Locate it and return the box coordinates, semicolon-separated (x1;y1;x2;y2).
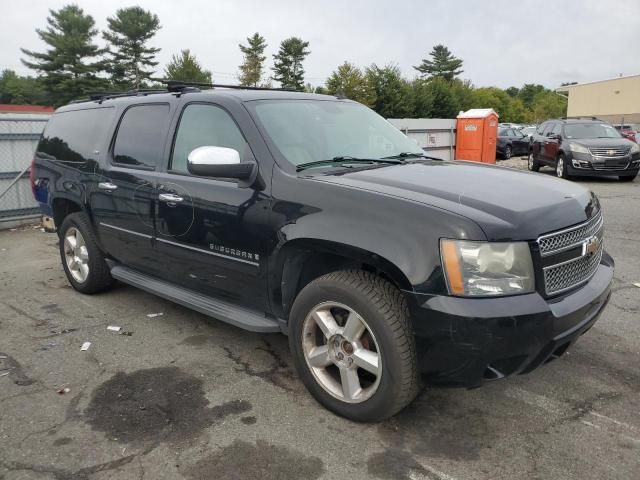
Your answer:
31;85;613;421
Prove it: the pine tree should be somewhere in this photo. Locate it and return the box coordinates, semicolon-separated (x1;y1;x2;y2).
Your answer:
238;33;267;87
21;5;106;106
272;37;310;90
103;6;161;89
414;45;463;81
165;50;212;83
325;62;376;107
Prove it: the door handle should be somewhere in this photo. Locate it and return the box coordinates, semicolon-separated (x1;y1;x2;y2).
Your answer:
98;182;118;191
158;193;184;204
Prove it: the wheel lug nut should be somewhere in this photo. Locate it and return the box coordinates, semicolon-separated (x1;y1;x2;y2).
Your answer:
337;352;344;360
347;358;353;366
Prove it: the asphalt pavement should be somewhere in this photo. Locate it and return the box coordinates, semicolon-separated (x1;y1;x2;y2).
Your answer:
0;159;638;480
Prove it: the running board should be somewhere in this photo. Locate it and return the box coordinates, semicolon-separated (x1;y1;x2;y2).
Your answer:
110;265;281;333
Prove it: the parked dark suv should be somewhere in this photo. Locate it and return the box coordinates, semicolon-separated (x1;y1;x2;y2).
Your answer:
31;84;613;421
528;117;640;181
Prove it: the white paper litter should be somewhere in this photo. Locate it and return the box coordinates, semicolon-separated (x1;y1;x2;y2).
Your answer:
147;313;163;318
0;372;9;377
634;283;640;288
107;326;122;332
80;342;91;351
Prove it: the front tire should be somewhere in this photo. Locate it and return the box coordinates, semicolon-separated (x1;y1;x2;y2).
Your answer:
504;145;512;160
556;154;572;180
59;212;115;294
619;174;637;182
289;271;420;422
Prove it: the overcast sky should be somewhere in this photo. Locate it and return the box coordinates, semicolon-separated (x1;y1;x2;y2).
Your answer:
2;0;638;89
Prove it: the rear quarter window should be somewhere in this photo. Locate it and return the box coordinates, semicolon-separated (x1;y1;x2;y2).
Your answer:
37;107;115;164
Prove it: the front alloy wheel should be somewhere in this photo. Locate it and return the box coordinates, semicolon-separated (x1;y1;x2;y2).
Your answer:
556;157;564;178
302;302;381;403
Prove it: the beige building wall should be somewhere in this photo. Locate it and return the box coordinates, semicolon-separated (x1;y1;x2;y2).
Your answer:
558;75;640;124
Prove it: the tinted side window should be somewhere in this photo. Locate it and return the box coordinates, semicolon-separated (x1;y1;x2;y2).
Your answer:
171;104;249;174
113;104;170;169
551;123;562;135
537;122;548;135
37;108;115;163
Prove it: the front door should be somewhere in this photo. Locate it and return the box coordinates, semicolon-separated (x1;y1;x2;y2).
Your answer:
90;103;172;275
153;102;270;311
543;122;561;163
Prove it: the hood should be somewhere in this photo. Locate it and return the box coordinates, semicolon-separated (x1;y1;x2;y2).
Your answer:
566;137;635;148
311;160;599;241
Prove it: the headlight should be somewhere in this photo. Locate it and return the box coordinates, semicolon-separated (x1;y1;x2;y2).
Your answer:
569;143;590;154
440;239;535;297
630;142;640;154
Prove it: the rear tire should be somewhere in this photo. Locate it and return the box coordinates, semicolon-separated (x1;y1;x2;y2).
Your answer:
59;212;115;294
504;145;512;160
619;174;636;182
527;151;540;172
289;270;420;422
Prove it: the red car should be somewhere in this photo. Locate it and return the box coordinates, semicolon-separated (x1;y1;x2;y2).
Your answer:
614;124;638;143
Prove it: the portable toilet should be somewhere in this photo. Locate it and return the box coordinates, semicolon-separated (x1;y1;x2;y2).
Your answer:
455;109;499;164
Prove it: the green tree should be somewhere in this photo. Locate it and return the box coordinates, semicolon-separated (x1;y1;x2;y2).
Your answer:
272;37;310;90
411;79;434;118
0;69;47;105
325;62;376;107
517;83;546;109
21;5;106;106
238;33;267;87
103;6;161;89
414;45;463;81
164;50;212;83
505;86;520;97
365;64;413;118
530;91;567;123
427;77;460;118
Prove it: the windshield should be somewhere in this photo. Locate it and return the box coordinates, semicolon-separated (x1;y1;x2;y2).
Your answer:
564;123;622;139
250;100;423;167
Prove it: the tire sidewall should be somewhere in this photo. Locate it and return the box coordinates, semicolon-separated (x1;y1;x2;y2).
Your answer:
505;145;512;159
289;279;412;422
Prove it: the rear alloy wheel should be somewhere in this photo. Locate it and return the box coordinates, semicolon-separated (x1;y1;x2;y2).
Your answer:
527;151;539;172
289;271;420;422
504;145;512;159
58;212;115;294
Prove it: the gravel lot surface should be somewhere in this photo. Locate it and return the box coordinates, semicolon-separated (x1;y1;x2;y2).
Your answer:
1;158;638;480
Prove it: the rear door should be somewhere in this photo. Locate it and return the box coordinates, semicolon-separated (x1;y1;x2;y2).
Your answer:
90;103;172;275
152;100;271;311
542;122;562;163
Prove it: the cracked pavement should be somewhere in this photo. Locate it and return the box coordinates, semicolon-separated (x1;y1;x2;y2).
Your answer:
0;161;638;479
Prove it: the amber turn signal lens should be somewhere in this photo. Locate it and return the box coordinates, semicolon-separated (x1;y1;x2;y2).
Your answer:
441;239;465;295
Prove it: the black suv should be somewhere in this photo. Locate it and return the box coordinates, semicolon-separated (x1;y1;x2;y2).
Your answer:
31;85;613;421
528;117;640;181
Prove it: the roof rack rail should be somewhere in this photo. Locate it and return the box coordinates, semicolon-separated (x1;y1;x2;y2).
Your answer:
561;116;604;121
161;79;296;92
70;88;168;104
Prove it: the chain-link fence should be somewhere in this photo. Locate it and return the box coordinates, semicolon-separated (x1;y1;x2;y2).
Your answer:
0;113;51;229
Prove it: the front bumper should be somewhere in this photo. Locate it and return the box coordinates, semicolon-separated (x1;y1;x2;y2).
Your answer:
567;151;640;176
407;251;614;387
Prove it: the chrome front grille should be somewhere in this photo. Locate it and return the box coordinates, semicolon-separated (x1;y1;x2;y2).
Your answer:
589;146;630;157
538;212;603;257
537;213;605;296
592;162;629;171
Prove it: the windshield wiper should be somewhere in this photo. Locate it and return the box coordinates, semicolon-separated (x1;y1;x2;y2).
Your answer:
382;152;443;161
296;156;401;172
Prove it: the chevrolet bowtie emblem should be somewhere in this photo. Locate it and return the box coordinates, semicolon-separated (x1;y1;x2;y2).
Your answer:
582;235;600;257
607;150;616;156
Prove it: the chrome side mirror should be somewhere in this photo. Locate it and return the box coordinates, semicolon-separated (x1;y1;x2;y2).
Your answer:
187;146;254;180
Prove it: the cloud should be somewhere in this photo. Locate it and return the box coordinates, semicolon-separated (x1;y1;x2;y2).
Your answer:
2;0;638;88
